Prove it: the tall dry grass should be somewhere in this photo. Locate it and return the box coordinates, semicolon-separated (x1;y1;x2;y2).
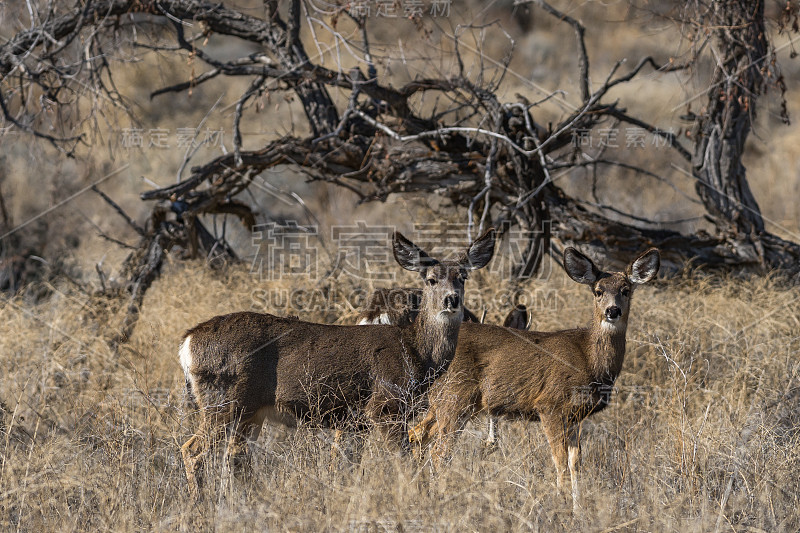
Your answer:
1;2;799;531
0;253;798;531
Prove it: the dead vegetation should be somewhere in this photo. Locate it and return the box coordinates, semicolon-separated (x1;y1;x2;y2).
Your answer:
0;1;799;530
0;257;798;531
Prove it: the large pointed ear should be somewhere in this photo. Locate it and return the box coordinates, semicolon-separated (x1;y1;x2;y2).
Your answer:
393;231;437;272
627;248;660;285
564;247;600;285
461;228;496;270
503;305;529;330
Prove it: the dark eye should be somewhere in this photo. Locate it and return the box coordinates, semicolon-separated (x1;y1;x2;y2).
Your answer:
621;287;630;297
427;278;437;286
594;289;603;297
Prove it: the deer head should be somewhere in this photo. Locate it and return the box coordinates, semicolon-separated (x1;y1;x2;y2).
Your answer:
564;247;660;331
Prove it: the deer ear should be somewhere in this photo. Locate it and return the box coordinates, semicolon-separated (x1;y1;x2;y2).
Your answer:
564;247;600;285
462;228;496;270
393;231;437;272
502;305;529;330
628;248;660;285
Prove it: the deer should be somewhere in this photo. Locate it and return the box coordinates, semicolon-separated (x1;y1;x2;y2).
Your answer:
357;287;481;325
358;292;531;449
407;246;660;511
179;228;496;496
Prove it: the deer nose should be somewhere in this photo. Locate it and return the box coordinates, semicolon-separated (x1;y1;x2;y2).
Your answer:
444;294;460;310
605;306;621;321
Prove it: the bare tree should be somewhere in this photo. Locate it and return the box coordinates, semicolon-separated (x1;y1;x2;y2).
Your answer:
1;0;798;337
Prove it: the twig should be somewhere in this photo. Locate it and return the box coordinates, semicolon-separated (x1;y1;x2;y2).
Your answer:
150;67;222;99
312;74;362;145
95;263;107;292
515;0;590;101
91;185;145;236
0;165;129;242
234;75;267;166
176;93;225;183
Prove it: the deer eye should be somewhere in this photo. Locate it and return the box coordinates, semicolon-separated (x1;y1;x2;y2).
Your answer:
594;289;603;298
621;287;630;297
427;278;437;286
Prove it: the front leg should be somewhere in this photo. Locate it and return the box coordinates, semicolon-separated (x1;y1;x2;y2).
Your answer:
408;406;438;445
366;390;410;451
540;412;581;513
567;423;581;512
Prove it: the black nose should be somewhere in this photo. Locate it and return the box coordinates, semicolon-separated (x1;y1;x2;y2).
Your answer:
444;294;460;310
605;306;621;320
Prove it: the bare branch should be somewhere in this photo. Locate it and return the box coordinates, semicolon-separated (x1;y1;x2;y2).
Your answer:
91;185;145;236
515;0;590;101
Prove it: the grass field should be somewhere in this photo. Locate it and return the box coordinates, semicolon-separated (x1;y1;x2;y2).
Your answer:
1;1;800;531
0;255;798;531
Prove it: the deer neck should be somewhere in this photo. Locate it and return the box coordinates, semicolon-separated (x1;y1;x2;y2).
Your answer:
407;309;461;382
588;318;628;384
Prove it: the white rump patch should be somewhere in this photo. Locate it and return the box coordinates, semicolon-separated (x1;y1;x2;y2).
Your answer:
179;336;193;384
358;313;392;325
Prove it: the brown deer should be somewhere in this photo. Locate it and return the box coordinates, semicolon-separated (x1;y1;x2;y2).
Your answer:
179;229;496;496
486;303;530;446
408;247;659;510
357;287;481;325
358;292;531;449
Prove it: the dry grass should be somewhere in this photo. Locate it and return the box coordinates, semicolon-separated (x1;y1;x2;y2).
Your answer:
1;2;800;531
0;254;798;531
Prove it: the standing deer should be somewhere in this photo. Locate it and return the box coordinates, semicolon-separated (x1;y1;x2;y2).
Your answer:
357;287;481;325
179;229;496;496
358;292;530;448
408;247;660;510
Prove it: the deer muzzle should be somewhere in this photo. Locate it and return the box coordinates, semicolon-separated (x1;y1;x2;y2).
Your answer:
605;306;622;322
443;294;461;312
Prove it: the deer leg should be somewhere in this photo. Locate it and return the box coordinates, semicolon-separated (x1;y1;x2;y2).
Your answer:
430;430;455;470
330;428;359;470
225;408;270;475
366;392;409;451
330;429;345;465
567;423;581;512
181;409;229;498
429;405;476;470
426;381;479;470
485;416;497;448
181;433;205;499
408;407;438;445
541;414;570;493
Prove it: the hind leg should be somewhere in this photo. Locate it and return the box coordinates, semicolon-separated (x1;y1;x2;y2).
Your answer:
408;406;439;446
484;415;498;448
426;380;479;470
182;410;228;499
224;409;270;476
181;434;205;499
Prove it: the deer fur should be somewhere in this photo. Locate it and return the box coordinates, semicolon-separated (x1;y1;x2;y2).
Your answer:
179;229;495;496
358;291;531;449
357;287;481;326
408;247;660;510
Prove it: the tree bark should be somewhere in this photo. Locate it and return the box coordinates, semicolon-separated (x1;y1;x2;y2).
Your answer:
691;0;768;237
